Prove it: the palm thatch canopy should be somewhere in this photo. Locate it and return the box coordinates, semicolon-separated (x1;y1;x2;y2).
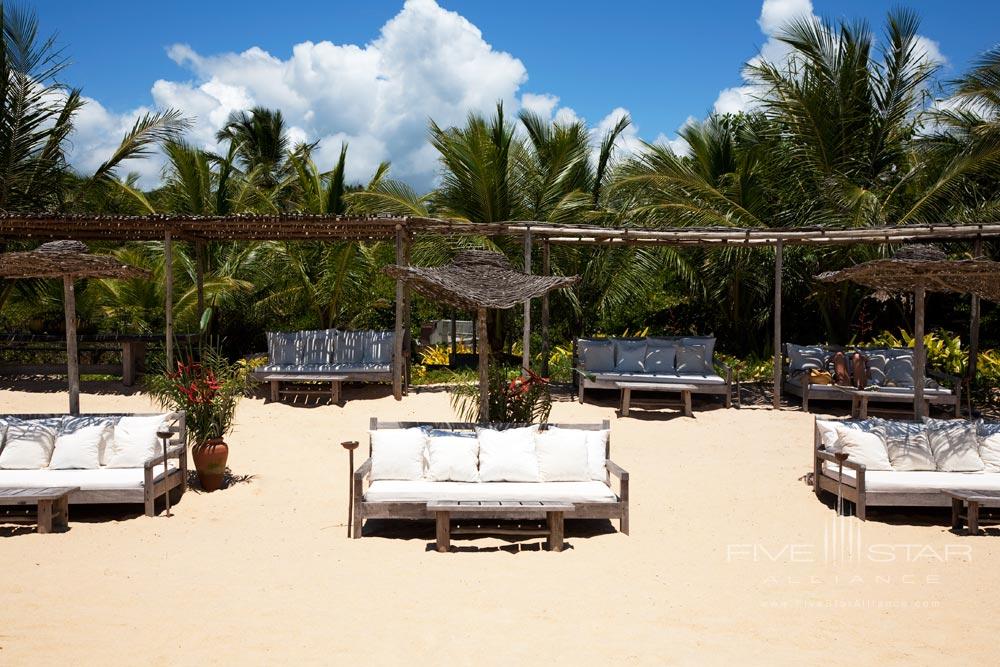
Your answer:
0;240;150;279
0;240;150;415
816;245;1000;302
383;250;578;310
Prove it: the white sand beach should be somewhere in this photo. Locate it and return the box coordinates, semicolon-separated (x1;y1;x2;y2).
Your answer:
1;386;996;666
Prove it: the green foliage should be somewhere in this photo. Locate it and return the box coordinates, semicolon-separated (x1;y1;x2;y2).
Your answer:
868;329;966;376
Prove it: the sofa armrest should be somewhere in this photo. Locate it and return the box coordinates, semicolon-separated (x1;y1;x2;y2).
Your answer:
143;443;186;470
354;457;372;483
574;367;597;382
605;459;629;481
928;368;961;388
714;360;733;384
815;449;866;473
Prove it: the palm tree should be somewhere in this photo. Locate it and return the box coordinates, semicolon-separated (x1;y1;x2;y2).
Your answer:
216;106;289;190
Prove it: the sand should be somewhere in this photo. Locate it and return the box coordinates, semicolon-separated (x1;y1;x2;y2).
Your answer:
1;384;997;666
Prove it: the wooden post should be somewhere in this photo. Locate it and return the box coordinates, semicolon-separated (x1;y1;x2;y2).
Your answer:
477;307;489;423
969;237;983;385
450;313;458;365
772;239;783;409
393;225;405;400
403;230;411;394
914;283;927;419
195;240;206;322
522;228;532;373
62;275;80;415
164;230;174;372
541;240;550;376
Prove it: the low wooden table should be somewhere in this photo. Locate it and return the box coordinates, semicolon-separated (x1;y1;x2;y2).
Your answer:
260;373;348;404
427;500;574;552
946;489;1000;535
615;381;698;417
0;487;77;533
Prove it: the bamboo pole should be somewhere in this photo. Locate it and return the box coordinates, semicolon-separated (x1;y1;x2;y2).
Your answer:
450;313;458;365
541;240;551;377
772;239;783;409
403;230;411;395
969;237;983;385
477;307;489;423
522;228;532;374
164;231;174;371
393;225;405;400
63;275;80;415
914;284;927;419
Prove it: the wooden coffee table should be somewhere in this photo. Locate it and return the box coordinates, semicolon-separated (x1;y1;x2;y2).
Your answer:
0;487;78;533
615;381;698;417
261;373;348;404
427;500;574;552
945;489;1000;535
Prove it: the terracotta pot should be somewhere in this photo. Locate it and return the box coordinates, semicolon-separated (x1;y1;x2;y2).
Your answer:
192;438;229;491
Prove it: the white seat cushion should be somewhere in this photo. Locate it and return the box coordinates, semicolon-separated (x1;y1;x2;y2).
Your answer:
835;427;892;470
0;463;178;491
425;435;479;482
477;426;539;482
49;423;111;470
822;462;1000;495
107;414;169;468
0;421;57;469
365;480;617;504
370;428;427;481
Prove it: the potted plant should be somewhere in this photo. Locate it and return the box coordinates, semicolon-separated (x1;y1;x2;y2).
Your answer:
147;339;253;491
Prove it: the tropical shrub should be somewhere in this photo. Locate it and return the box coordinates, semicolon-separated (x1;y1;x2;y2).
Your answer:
868;329;966;376
451;364;552;423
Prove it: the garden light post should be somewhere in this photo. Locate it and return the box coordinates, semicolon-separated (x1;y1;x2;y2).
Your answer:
157;428;173;517
342;440;359;537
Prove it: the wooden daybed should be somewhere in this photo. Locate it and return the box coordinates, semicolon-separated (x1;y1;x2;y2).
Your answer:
351;419;629;539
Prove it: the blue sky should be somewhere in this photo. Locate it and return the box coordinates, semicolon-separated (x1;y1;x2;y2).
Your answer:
34;0;1000;189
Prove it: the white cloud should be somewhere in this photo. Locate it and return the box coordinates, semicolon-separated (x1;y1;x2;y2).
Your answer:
914;35;947;67
757;0;813;35
66;0;531;190
520;93;560;119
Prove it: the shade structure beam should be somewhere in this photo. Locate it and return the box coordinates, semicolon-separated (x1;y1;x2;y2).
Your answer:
164;231;174;372
522;228;532;374
914;284;927;418
773;239;783;409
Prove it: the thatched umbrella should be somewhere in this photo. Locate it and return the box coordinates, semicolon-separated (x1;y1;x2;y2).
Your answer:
817;245;1000;417
0;240;150;414
385;250;578;421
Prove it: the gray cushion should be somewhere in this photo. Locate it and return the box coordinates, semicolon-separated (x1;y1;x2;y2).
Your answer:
644;344;676;373
884;350;914;387
579;339;614;372
267;332;300;365
979;420;1000;437
614;340;646;372
787;343;828;373
362;331;394;364
676;344;708;374
334;330;366;364
864;349;890;386
299;329;337;365
681;336;715;368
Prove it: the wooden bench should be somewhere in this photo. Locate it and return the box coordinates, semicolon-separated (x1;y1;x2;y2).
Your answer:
261;373;348;404
0;487;77;533
615;381;698;417
427;500;574;552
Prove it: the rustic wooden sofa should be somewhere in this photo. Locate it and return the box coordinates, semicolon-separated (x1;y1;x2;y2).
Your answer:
813;417;999;520
252;328;408;403
351;419;629;539
575;336;735;409
784;343;960;416
0;412;187;517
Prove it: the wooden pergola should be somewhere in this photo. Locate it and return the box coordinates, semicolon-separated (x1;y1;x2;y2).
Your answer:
1;213;999;407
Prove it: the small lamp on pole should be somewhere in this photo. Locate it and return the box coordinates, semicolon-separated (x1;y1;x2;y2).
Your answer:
342;440;360;537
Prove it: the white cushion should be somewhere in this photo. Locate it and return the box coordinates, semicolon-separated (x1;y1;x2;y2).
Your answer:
927;423;984;472
535;429;589;482
885;429;935;472
425;436;479;482
370;428;427;481
546;427;609;481
107;414;169;469
980;433;1000;472
816;420;841;449
364;480;617;503
0;463;178;490
821;462;1000;495
62;416;121;465
49;423;111;470
835;427;892;471
477;425;540;482
0;422;57;469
